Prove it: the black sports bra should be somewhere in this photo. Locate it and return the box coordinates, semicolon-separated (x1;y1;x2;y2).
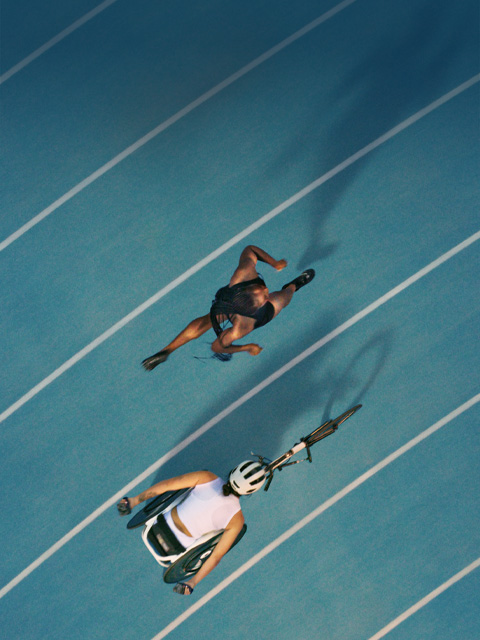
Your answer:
210;277;274;335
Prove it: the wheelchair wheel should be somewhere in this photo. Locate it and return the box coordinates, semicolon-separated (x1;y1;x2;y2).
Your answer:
332;404;362;428
126;489;189;529
163;524;247;583
305;404;362;446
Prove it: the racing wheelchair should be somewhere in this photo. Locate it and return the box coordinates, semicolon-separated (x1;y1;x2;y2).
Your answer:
124;404;361;584
125;487;247;583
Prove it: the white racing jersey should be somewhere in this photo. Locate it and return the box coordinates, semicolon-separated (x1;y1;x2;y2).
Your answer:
175;477;241;540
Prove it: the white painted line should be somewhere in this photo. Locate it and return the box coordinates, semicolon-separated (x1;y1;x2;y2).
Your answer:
367;557;480;640
0;234;478;600
0;0;357;252
1;75;478;425
150;395;480;640
0;0;121;84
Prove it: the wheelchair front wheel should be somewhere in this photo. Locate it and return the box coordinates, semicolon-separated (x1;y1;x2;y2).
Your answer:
305;404;362;446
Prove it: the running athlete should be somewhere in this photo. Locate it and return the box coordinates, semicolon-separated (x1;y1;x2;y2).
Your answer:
117;461;266;595
142;245;315;369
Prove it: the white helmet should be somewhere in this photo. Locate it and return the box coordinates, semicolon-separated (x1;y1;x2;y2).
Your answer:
229;460;266;495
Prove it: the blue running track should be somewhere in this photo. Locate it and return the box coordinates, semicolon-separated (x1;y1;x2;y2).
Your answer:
1;1;479;638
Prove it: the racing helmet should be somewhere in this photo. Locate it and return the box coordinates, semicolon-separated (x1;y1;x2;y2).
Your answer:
229;460;266;495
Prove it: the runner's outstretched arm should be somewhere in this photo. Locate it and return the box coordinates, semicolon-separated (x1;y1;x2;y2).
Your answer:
230;245;287;285
211;337;262;356
211;324;262;356
247;245;287;269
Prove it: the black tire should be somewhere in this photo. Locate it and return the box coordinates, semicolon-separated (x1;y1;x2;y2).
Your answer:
126;489;189;530
163;524;247;584
305;404;362;446
332;404;362;427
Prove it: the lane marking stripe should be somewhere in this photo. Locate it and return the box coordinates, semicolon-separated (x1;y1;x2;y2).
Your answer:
1;74;478;426
151;395;480;639
0;234;478;600
0;0;121;84
367;557;480;640
0;0;358;251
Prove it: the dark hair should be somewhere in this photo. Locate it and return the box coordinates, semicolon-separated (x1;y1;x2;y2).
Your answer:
210;284;266;336
223;482;240;498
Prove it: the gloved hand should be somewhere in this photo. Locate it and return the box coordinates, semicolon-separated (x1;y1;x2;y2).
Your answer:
173;582;194;595
117;497;131;516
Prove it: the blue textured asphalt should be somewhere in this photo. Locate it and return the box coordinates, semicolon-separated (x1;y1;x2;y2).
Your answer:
1;1;479;639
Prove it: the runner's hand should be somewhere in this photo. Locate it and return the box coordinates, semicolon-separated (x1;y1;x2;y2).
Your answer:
247;344;263;356
274;259;288;271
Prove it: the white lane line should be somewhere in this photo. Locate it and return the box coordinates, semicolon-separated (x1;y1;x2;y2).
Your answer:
1;75;478;425
367;557;480;640
0;0;358;252
151;395;480;640
0;235;478;600
0;0;121;84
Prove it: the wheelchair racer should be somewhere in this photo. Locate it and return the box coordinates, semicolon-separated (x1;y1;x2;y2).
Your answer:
117;460;266;595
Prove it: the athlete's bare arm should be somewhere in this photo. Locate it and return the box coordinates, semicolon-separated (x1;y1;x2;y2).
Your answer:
182;510;246;590
229;245;287;286
125;471;217;510
210;316;262;356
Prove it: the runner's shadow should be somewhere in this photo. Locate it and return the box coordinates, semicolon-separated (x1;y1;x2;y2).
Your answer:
264;0;474;271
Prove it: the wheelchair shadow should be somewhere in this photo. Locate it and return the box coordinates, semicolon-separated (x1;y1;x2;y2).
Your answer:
150;310;393;485
319;329;394;424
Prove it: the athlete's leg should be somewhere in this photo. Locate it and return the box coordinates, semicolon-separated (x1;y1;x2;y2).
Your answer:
142;314;212;370
268;269;315;318
162;314;213;352
267;286;295;318
282;269;315;291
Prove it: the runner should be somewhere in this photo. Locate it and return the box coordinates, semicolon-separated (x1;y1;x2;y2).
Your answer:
142;245;315;368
